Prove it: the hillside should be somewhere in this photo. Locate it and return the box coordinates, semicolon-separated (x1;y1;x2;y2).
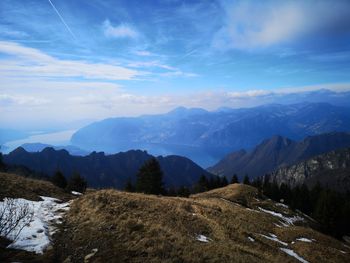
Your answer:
268;147;350;191
70;102;350;167
3;147;212;189
1;174;349;262
0;172;73;201
208;132;350;180
52;184;349;262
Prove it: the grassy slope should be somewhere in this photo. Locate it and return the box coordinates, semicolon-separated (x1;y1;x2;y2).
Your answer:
52;184;350;263
0;172;73;201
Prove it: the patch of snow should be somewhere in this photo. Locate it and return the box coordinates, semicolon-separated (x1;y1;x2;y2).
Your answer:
296;209;317;222
296;237;312;243
246;207;260;212
339;250;347;254
280;248;309;263
0;196;70;254
248;236;255;242
196;234;212;243
276;203;289;209
71;191;82;196
258;207;304;226
260;233;288;246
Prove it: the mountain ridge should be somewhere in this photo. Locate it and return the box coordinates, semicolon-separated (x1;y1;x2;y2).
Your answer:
3;147;212;189
70;102;350;167
208;132;350;180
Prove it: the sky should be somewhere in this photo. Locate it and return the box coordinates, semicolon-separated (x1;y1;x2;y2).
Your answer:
1;0;350;130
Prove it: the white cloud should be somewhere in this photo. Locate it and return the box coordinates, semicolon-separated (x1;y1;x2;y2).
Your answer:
2;81;350;129
0;41;141;80
0;26;29;38
134;50;153;56
213;0;350;50
103;20;139;39
0;94;50;106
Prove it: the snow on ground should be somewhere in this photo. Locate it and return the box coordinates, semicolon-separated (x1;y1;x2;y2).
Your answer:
275;203;289;209
260;233;288;246
196;234;212;243
71;191;82;196
248;236;255;242
258;207;304;226
280;248;309;263
296;237;313;243
0;196;70;254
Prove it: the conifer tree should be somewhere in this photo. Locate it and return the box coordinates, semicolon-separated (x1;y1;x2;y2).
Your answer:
67;172;87;193
231;174;239;184
51;170;67;189
136;158;164;195
243;174;250;185
176;186;191;197
0;152;5;171
221;176;229;187
124;178;135;192
194;175;209;193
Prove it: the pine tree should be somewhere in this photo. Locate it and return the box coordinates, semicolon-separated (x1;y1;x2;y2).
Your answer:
194;175;209;193
67;172;87;193
221;176;229;187
51;170;67;189
231;174;239;184
243;174;250;185
176;186;191;197
279;183;292;204
124;178;135;192
0;152;5;171
136;158;164;195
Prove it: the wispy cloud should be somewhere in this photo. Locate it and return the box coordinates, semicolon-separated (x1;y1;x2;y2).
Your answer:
0;41;141;80
213;0;350;50
134;50;153;56
0;26;29;38
103;20;139;39
0;94;50;107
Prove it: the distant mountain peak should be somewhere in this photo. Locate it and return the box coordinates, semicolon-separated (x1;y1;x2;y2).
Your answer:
167;106;208;116
11;146;27;155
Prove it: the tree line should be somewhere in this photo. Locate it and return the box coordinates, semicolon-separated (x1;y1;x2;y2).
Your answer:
125;159;251;197
50;171;87;193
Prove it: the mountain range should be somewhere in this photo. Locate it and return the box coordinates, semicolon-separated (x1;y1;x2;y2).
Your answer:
20;143;89;156
70;102;350;167
208;132;350;180
3;147;212;189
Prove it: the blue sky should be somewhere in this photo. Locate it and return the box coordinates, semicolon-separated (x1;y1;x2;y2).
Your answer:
1;0;350;129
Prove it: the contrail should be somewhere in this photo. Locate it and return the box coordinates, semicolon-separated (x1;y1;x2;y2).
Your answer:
48;0;77;40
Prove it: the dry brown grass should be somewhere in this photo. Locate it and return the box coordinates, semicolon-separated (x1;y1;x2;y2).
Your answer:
51;184;350;263
0;172;73;201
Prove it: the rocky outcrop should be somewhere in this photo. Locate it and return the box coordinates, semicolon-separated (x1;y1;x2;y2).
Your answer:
269;147;350;191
